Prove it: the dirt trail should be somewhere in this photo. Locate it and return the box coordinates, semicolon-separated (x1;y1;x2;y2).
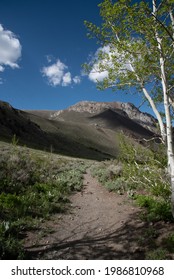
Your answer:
25;169;147;259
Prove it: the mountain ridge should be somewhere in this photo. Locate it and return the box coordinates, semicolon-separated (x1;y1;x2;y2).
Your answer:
0;100;160;160
49;101;158;133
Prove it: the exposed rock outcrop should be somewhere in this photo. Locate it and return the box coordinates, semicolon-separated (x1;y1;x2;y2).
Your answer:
51;101;158;133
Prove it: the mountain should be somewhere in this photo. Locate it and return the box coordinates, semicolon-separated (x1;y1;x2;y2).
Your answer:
27;101;158;132
0;100;160;160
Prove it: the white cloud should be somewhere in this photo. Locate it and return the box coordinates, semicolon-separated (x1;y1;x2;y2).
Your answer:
88;64;109;82
0;24;22;71
0;65;4;72
41;58;81;87
62;72;72;86
88;46;111;83
46;54;53;63
41;59;67;86
73;75;81;84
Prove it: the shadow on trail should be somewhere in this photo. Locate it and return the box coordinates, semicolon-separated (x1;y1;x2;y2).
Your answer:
25;212;161;260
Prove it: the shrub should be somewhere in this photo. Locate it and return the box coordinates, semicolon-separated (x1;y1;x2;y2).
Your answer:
145;248;169;260
162;233;174;253
105;178;126;194
0;152;41;194
136;195;172;222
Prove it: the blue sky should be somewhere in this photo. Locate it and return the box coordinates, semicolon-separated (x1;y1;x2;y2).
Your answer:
0;0;151;113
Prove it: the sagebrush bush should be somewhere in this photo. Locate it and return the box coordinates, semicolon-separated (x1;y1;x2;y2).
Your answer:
105;178;126;194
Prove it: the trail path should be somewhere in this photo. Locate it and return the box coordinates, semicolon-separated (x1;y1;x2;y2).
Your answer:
25;169;147;259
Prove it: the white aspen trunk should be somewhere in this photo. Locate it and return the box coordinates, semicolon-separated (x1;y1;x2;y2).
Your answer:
164;95;174;217
128;64;166;144
153;0;174;217
168;1;174;112
141;86;166;144
168;0;174;218
168;1;174;44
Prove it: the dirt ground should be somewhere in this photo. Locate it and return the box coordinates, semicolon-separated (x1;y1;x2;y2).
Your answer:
24;169;174;260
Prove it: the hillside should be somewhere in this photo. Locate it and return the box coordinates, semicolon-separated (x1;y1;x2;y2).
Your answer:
0;100;160;160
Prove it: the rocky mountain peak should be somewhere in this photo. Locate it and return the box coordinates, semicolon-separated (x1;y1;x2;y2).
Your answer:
64;101;157;132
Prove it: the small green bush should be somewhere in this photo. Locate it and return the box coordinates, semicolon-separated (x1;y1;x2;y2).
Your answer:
0;234;24;260
145;248;169;260
163;233;174;253
136;195;172;222
105;178;126;194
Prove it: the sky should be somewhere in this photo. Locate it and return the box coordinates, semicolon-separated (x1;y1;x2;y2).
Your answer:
0;0;152;113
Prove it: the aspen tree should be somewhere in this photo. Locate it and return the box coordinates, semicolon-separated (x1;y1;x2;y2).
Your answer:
84;0;174;216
